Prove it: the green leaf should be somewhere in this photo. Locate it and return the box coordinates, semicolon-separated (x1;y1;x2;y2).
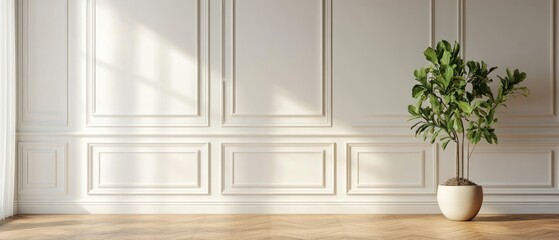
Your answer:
444;67;454;84
442;139;452;150
515;87;530;96
488;66;498;74
410;121;423;129
424;48;438;65
452;41;460;57
412;85;426;98
440;51;451;66
454;117;463;133
436;75;447;89
491;131;498;144
430;130;440;144
413;68;428;85
414;68;426;78
437;40;452;52
485;130;493;144
429;95;441;114
408;105;417;115
472;135;481;144
507;68;514;81
457;101;473;114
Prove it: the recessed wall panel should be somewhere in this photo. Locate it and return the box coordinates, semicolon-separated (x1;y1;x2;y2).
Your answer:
88;143;209;194
334;0;432;127
87;0;208;126
222;143;335;194
18;142;67;195
464;0;555;124
347;143;436;194
222;0;332;126
357;152;424;187
469;145;558;194
19;0;68;126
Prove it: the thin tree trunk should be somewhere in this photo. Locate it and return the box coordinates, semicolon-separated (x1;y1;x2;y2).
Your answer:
466;150;469;179
461;131;465;179
455;140;459;179
467;143;477;180
467;141;469;179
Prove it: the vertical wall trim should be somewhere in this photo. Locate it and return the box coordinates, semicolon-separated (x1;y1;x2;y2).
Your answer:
457;0;464;59
429;0;435;48
552;0;557;116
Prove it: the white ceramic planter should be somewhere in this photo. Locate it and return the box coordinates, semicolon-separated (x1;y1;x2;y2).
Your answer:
437;185;483;221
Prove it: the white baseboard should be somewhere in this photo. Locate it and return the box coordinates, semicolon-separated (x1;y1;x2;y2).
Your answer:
15;201;559;214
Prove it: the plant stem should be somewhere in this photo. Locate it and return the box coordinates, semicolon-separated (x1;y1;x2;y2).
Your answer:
467;140;470;179
461;131;465;179
455;140;459;179
467;143;477;179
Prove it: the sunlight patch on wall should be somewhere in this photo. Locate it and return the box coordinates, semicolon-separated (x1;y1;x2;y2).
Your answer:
94;0;198;116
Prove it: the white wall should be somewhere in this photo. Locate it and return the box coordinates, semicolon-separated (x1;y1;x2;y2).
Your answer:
15;0;559;214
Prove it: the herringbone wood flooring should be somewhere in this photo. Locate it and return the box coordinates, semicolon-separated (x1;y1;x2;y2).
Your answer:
1;214;558;239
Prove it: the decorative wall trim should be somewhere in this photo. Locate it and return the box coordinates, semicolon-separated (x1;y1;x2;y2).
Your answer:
16;0;559;215
15;201;559;214
86;0;209;127
18;142;67;195
347;143;437;195
351;0;434;128
221;142;335;194
470;144;559;194
18;0;69;127
221;0;332;127
458;0;464;59
460;0;559;127
15;132;559;138
87;142;209;195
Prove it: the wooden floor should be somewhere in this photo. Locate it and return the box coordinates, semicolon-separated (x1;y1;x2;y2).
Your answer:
1;215;559;239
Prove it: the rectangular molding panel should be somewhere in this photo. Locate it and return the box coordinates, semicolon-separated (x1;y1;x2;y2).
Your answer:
14;0;559;214
469;144;559;194
337;0;434;127
18;142;67;195
347;143;437;195
18;0;68;127
221;0;332;127
463;0;558;126
86;0;209;127
88;143;209;195
221;143;335;195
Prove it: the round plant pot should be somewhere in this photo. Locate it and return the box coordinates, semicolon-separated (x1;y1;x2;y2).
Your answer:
437;185;483;221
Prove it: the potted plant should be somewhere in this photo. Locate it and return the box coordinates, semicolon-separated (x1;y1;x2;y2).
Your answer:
408;40;529;221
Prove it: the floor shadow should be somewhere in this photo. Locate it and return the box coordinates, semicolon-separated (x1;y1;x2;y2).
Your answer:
472;215;559;222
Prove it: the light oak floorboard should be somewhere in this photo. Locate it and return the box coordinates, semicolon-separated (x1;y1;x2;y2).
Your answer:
1;214;559;239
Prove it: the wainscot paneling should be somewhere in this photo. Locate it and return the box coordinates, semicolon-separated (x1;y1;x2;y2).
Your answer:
14;0;559;214
334;0;433;127
221;0;332;127
18;142;67;195
86;0;209;127
463;0;558;127
88;143;209;194
18;0;68;127
347;143;437;194
222;143;335;194
469;144;559;194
